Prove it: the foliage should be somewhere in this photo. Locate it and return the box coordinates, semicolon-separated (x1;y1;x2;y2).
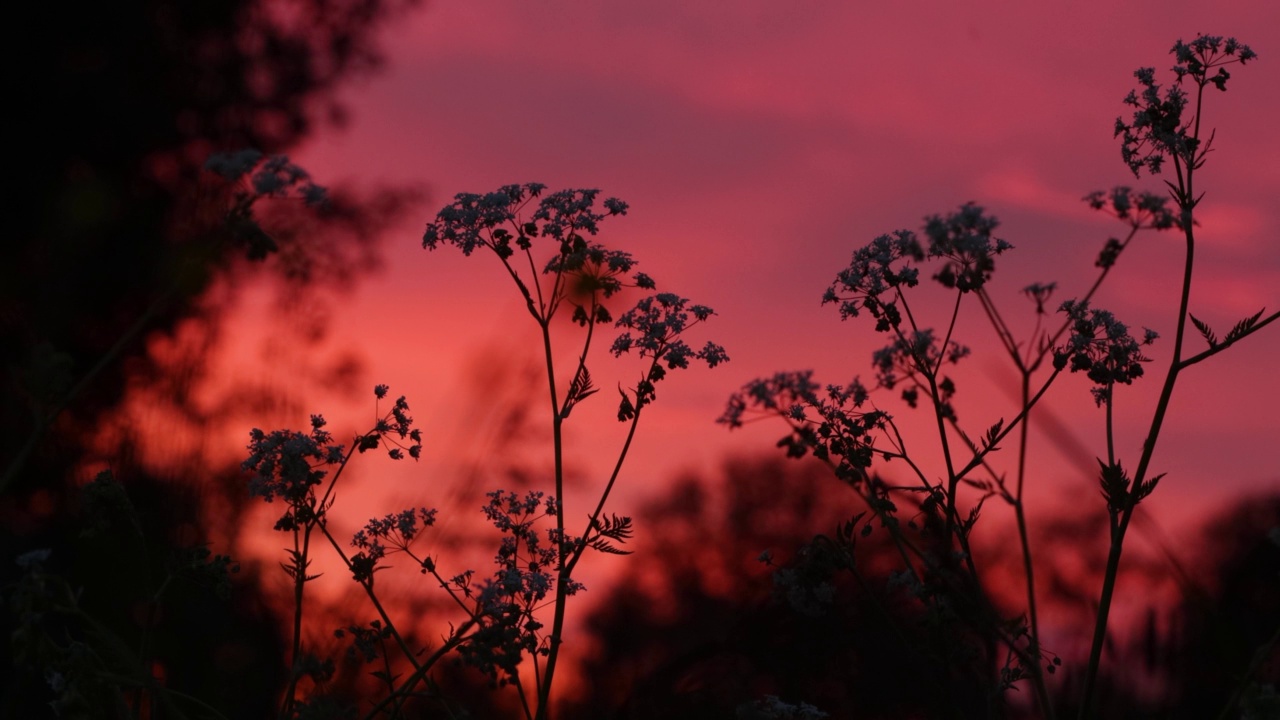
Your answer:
722;33;1272;719
236;182;725;719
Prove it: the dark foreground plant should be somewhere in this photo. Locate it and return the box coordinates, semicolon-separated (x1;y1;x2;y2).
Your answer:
243;184;725;719
722;34;1272;718
5;151;331;720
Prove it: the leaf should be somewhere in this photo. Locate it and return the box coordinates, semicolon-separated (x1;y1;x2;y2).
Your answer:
594;513;634;542
1188;313;1218;348
588;538;632;555
1097;459;1132;515
1133;472;1166;505
1222;308;1266;346
617;387;635;422
983;418;1004;453
836;511;868;545
560;364;599;418
962;495;987;536
586;538;632;556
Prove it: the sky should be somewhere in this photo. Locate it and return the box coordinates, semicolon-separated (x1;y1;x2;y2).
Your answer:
115;0;1280;689
266;0;1279;518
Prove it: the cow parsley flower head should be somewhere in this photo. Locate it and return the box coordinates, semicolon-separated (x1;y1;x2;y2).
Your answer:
1023;282;1057;315
1083;187;1178;230
422;183;628;258
923;203;1011;293
824;229;924;330
242;423;343;505
1053;300;1157;405
1115;35;1255;177
871;329;969;390
612;296;725;364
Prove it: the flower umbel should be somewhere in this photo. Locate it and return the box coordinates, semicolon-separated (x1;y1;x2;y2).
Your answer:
612;293;728;419
1053;300;1158;405
1115;34;1256;177
923;203;1012;292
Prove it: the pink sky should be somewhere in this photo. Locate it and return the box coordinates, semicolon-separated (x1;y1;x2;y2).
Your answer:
118;0;1279;690
271;0;1280;519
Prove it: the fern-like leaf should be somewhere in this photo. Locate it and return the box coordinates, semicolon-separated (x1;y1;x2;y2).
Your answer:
983;419;1004;453
594;513;634;542
962;495;987;536
588;538;632;555
1222;308;1265;346
836;511;868;546
560;364;599;418
617;386;635;422
1189;313;1218;349
1098;459;1132;515
1133;473;1165;505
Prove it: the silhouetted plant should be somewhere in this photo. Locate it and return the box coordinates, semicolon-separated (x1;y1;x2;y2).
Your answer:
242;183;726;719
722;34;1271;719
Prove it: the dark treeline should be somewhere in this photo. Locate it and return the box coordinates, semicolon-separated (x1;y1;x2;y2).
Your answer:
564;457;1279;720
4;1;418;716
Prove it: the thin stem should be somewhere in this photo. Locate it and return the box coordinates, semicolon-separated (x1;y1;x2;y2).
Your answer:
1013;371;1054;719
1105;387;1116;466
975;288;1023;367
1177;310;1280;369
559;295;601;419
522;241;548;316
933;291;964;377
279;520;312;719
412;551;475;616
927;293;966;545
881;414;944;494
316;521;423;673
567;397;643;577
1027;225;1141;374
1080;98;1203;714
378;633;408;719
510;667;536;720
535;316;565;720
954;366;1062;480
361;618;478;720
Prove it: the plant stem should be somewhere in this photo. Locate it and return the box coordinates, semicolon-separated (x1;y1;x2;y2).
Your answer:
1080;138;1200;717
536;318;565;720
316;521;422;672
361;618;477;720
1013;372;1054;719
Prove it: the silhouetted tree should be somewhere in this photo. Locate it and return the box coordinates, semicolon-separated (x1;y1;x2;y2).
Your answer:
5;0;420;496
4;1;420;716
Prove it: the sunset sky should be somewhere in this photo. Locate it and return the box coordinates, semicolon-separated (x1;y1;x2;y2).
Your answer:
157;0;1280;652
